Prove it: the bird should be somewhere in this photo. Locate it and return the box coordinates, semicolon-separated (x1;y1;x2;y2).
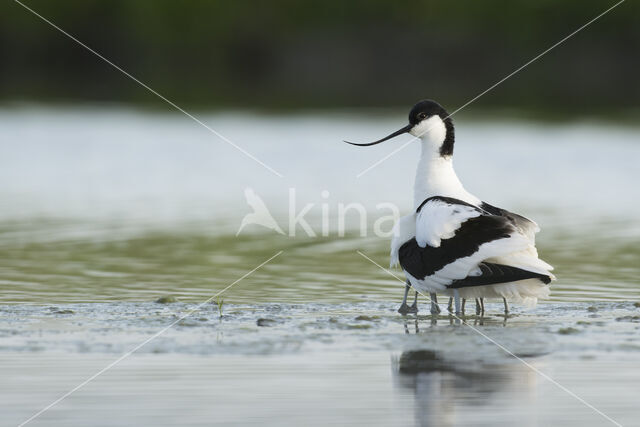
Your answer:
236;188;285;236
345;100;555;315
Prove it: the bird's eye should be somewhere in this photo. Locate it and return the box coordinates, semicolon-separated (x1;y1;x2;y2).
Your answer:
418;112;427;120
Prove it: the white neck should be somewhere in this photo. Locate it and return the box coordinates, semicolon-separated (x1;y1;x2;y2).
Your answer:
413;137;479;210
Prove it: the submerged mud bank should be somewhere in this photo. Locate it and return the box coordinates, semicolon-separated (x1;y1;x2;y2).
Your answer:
1;301;639;359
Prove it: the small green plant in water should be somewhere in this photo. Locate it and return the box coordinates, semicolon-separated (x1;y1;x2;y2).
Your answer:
214;296;224;318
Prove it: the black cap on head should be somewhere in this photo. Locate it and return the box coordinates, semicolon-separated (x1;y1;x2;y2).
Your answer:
408;100;449;125
408;99;455;157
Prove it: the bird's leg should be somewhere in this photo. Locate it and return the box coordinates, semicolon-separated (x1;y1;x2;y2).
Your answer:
398;282;410;314
461;298;466;315
429;293;441;315
447;297;453;313
453;290;461;315
475;298;484;316
398;281;417;314
408;290;419;314
503;297;509;314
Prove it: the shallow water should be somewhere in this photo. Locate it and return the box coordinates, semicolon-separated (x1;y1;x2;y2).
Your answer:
1;108;639;426
2;301;640;426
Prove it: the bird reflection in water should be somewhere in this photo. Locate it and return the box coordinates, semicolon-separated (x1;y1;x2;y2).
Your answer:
392;349;528;426
402;311;511;332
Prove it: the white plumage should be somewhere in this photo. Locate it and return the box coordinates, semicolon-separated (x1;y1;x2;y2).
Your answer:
392;200;555;298
348;99;555;314
415;199;481;248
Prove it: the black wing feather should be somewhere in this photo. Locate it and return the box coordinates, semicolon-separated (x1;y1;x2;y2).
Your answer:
398;214;514;280
400;196;549;287
480;202;537;236
448;262;552;289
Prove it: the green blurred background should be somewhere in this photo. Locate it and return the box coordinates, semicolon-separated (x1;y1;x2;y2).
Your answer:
1;0;638;115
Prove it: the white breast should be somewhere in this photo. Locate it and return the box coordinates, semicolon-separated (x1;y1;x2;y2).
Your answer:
390;214;416;268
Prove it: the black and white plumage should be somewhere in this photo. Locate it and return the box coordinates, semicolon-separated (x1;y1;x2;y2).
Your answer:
391;196;553;303
346;100;555;313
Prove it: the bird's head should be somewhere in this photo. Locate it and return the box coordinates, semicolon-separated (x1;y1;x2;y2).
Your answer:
345;99;455;157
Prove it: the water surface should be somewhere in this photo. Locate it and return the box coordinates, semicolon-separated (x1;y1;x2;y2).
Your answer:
1;108;639;426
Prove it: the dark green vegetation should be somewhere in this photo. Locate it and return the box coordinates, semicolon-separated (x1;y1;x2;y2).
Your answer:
2;0;638;114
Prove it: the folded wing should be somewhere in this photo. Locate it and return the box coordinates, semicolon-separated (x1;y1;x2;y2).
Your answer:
399;196;554;290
